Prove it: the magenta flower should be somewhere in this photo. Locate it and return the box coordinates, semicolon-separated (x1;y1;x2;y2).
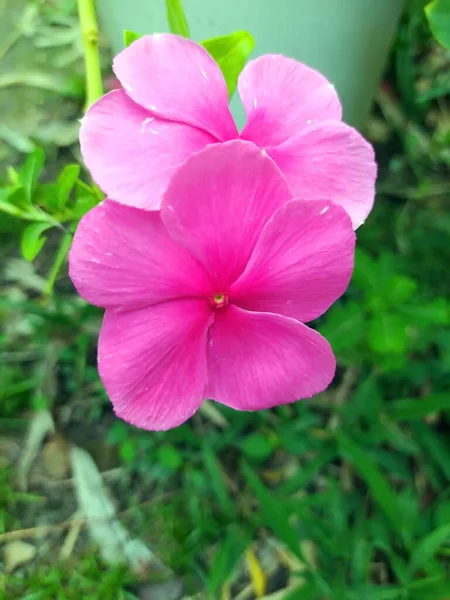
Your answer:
69;141;355;430
80;33;376;228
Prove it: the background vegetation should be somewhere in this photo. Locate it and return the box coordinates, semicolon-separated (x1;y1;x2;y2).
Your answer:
0;0;449;598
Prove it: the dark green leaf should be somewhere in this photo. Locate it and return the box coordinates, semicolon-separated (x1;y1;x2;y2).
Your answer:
20;222;53;261
123;29;142;47
242;461;301;558
425;0;450;49
206;525;248;596
337;432;403;534
203;445;236;518
165;0;190;38
407;575;450;599
387;393;450;421
202;31;255;97
413;423;450;481
279;446;337;495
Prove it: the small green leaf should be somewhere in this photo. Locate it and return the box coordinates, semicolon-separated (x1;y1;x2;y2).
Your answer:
206;525;249;596
123;29;142;47
241;433;274;461
119;439;138;464
337;432;403;534
425;0;450;49
367;313;408;355
242;462;302;558
387;393;450;421
57;164;80;209
20;222;53;261
157;444;182;470
165;0;190;38
203;444;236;518
319;300;364;356
407;576;450;600
401;298;450;326
409;524;450;575
413;423;450;482
19;147;45;204
202;31;255;97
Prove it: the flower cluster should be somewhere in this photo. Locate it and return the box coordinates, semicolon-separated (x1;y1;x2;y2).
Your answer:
70;33;376;430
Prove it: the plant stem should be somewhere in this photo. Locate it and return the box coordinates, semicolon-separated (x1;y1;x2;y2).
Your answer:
42;1;103;299
77;0;103;109
44;231;73;298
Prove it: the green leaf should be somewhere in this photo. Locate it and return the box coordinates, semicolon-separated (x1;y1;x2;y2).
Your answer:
241;433;274;461
279;446;337;495
206;525;249;596
412;422;450;481
157;444;182;470
401;298;450;326
425;0;450;49
319;300;364;356
20;222;53;261
242;461;302;558
409;524;450;574
407;577;450;600
203;445;236;518
19;147;45;204
165;0;190;38
387;393;450;421
201;31;255;97
119;439;138;464
57;164;80;209
367;313;408;355
123;29;142;47
384;275;417;306
337;432;403;534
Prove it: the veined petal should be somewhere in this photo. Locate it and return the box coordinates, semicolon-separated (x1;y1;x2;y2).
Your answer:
239;54;342;147
161;140;292;289
69;200;212;309
99;299;214;431
80;89;216;210
207;305;335;410
113;34;238;141
231;200;355;322
268;120;377;228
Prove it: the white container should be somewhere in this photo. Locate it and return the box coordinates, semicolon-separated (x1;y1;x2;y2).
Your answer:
97;0;405;129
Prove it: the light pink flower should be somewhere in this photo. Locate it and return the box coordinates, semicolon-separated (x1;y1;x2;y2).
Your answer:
80;33;376;229
69;141;355;430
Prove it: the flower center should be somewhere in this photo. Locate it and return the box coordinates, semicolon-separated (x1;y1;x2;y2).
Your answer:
209;293;229;308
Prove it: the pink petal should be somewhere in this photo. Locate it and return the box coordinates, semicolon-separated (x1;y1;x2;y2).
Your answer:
239;55;342;147
69;200;212;309
207;305;335;410
268;121;377;228
230;200;355;322
113;34;238;141
80;89;216;210
99;299;214;431
161;140;292;289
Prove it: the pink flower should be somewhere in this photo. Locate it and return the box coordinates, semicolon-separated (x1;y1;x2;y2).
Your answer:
80;33;376;229
69;141;355;430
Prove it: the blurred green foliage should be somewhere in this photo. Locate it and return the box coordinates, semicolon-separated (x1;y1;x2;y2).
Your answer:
1;0;450;599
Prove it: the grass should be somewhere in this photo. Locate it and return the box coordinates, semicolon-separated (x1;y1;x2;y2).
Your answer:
1;0;450;598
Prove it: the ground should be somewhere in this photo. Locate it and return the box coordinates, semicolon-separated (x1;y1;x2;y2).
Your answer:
1;1;450;599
